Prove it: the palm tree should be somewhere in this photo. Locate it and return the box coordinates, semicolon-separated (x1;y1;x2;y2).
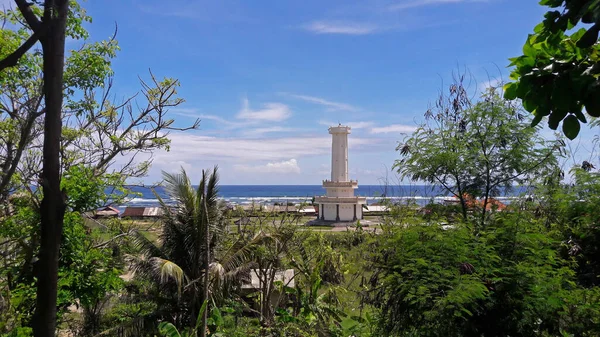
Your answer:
130;167;264;334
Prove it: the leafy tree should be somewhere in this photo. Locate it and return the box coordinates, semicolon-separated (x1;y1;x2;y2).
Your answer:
0;1;73;335
0;164;124;335
505;0;600;139
395;79;558;227
371;214;599;336
1;1;197;335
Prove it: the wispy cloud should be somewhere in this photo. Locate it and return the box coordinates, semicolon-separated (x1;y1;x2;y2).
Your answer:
319;120;375;129
478;77;503;93
301;21;378;35
170;108;246;128
235;158;301;174
242;126;299;137
283;93;359;112
237;98;292;122
388;0;487;11
149;133;379;163
370;124;417;134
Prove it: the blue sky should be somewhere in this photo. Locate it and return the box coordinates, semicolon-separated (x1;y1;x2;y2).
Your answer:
56;0;598;184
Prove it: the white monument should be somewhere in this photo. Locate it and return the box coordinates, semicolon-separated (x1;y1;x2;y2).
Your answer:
315;125;367;222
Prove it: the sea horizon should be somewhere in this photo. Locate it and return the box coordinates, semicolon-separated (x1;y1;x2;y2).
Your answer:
113;184;534;209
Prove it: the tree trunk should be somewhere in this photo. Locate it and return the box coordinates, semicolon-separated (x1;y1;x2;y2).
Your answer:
33;1;69;336
200;192;210;337
455;182;468;221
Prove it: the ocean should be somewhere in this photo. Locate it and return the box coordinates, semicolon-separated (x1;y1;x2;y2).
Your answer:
117;185;531;209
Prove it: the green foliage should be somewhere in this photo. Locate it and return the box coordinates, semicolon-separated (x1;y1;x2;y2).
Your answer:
61;164;130;213
371;211;600;336
536;167;600;288
0;199;124;334
395;82;557;225
506;0;600;139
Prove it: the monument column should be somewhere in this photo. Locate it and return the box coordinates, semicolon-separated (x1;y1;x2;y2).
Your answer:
330;125;349;182
315;125;366;223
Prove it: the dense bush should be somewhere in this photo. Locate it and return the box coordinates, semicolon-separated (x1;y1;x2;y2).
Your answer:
371;209;600;337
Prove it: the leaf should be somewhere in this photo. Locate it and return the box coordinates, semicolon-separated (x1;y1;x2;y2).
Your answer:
523;36;538;57
575;25;599;49
531;113;544;127
548;109;568;130
585;99;600;117
562;114;580;140
573;109;587;123
210;307;224;328
195;299;209;331
158;322;182;337
584;86;600;117
503;82;518;100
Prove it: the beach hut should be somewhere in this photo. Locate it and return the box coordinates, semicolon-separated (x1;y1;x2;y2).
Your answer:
121;207;164;219
94;206;120;219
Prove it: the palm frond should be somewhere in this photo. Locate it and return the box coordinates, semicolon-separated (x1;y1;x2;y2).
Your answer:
162;168;196;213
206;166;220;208
149;257;187;295
217;232;274;279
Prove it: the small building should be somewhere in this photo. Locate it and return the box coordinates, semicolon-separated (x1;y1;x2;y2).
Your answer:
363;205;389;214
121;207;164;219
241;269;295;311
93;206;120;219
297;205;317;215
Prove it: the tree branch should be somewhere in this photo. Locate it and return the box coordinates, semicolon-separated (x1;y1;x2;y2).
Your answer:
0;32;40;71
14;0;42;32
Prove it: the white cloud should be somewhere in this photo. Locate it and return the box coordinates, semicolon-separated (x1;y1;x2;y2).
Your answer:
301;21;378;35
170;109;247;129
236;98;292;122
235;158;301;174
151;133;379;163
242;126;299;137
478;78;503;93
370;124;417;134
319;120;375;129
283;93;359;112
388;0;487;11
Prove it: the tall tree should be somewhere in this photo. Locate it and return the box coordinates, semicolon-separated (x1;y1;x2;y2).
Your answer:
36;0;69;335
0;1;199;335
0;0;70;335
505;0;600;139
395;77;558;227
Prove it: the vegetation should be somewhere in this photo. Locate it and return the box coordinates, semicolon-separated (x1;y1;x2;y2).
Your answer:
395;79;559;227
506;0;600;139
1;0;599;336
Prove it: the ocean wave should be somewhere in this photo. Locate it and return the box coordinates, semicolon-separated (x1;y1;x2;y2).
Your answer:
117;194;532;208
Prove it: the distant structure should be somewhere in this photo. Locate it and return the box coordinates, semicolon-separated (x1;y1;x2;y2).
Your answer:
315;125;366;222
121;206;164;219
93;206;120;219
